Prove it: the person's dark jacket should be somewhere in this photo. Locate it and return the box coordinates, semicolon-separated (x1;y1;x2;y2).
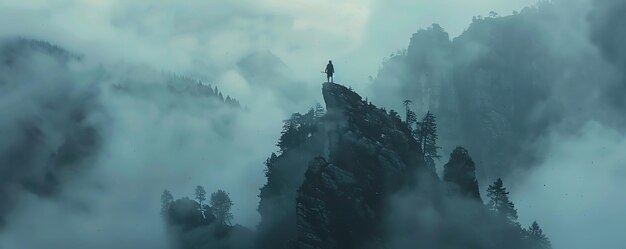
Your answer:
325;63;334;75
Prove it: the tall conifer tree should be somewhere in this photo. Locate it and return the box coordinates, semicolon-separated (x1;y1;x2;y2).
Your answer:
486;178;518;222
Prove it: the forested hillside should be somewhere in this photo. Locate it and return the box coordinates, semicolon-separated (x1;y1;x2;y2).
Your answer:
372;1;626;180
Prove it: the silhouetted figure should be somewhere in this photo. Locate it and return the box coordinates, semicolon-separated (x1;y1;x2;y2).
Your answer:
325;60;335;83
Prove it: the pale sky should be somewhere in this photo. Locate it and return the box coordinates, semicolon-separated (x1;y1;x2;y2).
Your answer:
0;0;540;91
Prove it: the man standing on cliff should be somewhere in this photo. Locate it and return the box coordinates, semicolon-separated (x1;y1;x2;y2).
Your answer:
325;60;335;83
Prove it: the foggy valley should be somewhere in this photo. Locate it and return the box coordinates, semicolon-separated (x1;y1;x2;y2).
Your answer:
0;1;625;249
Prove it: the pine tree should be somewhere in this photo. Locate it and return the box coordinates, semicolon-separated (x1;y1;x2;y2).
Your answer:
525;221;552;249
402;100;417;129
314;103;325;118
276;111;319;152
277;114;302;152
194;185;207;218
211;189;234;225
194;185;206;204
486;178;518;222
416;111;440;168
264;153;278;179
262;153;281;196
389;110;401;121
161;190;174;216
302;108;316;127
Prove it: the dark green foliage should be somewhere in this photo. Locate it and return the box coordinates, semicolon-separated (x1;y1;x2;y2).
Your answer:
166;197;214;228
402;100;418;129
388;109;401;121
276;114;300;151
416;111;440;169
525;221;552;249
263;153;278;179
160;187;254;249
257;107;327;249
276;109;319;152
10;38;82;61
262;153;281;194
194;185;207;217
314;103;326;118
486;178;518;222
224;95;241;107
194;185;206;205
210;189;233;225
161;188;217;227
161;74;241;108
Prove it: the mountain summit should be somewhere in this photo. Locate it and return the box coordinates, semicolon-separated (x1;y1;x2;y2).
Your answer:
163;82;550;249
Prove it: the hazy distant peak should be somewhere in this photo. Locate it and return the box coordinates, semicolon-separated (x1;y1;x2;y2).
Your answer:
0;38;81;64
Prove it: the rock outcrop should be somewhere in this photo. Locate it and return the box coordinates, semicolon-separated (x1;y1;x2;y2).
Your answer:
257;82;542;249
258;83;429;249
443;147;482;201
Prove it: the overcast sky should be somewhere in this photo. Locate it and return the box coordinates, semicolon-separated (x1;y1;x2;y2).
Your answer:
1;1;623;249
0;0;539;91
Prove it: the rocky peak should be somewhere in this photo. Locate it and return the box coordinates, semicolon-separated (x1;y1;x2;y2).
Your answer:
255;82;543;249
257;82;430;249
443;147;482;201
322;83;365;113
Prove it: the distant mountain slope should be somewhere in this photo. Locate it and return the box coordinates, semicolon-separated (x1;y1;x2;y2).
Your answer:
371;2;626;180
112;71;241;108
0;38;102;226
0;37;242;226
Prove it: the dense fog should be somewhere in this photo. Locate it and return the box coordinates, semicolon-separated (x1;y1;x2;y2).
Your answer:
0;1;624;249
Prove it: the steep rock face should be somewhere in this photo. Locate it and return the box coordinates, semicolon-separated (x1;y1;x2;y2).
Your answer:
295;158;349;249
257;83;428;249
443;147;482;201
256;111;327;248
321;83;425;176
257;82;548;249
372;4;604;180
